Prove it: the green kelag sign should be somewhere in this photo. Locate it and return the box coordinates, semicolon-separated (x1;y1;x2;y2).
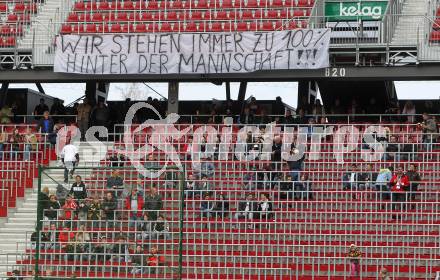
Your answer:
325;1;389;21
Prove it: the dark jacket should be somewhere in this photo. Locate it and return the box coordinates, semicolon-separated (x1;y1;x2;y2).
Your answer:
106;176;124;189
69;182;87;200
237;200;256;212
45;200;61;220
143;194;163;211
102;197;117;219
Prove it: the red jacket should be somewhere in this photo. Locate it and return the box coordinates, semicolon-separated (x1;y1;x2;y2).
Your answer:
125;194;144;217
390;174;410;192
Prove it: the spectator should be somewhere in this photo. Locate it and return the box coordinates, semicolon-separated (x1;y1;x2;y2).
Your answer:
9;128;21;160
34;98;49;118
282;110;295;125
62;194;78;221
69;175;87;201
60;141;79;183
385;135;400;161
402;135;418;161
147;246;166;274
91;101;110;127
0;128;6;160
138;212;153;240
402;100;416;122
87;197;102;228
239;107;254;125
102;191;117;225
279;175;294;200
379;268;391;280
0;105;12;124
200;192;214;218
342;163;360;193
184;174;200;199
152;214;171;239
213;193;229;218
92;236;112;262
288;137;305;181
199;175;211;196
75;224;91;254
58;225;75;250
234;194;256;228
112;235;129;263
347;244;361;277
125;188;144;228
40;186;50;213
23;127;37;161
294;108;308;124
143;187;163;221
375;166;393;202
130;245;145;275
359;163;378;190
106;170;124;199
390;166;410;219
418;113;438;151
199;156;215;178
144;153;160;170
256;193;273;220
294;173;313;200
271;135;282;171
7;269;21;280
50;99;66;123
77;99;92;141
46;223;59;250
257;109;271;124
45;195;61;221
36;111;56;145
406;164;421;209
77;199;89;221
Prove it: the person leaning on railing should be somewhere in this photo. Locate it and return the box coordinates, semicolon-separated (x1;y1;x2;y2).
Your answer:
8;128;21;160
418;113;438;151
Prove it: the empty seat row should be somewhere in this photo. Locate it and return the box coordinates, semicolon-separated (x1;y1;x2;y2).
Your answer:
60;20;304;33
66;9;310;22
0;24;23;35
0;35;16;47
5;13;31;23
73;0;314;11
0;2;37;13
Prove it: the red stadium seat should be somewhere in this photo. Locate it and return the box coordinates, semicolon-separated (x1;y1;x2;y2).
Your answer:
223;21;233;32
150;23;159;32
61;24;72;34
274;20;284;30
297;0;310;7
78;13;91;22
110;24;122;33
13;3;25;13
19;13;31;23
0;3;7;13
196;0;209;8
123;0;134;10
271;0;283;7
249;21;259;31
190;11;203;20
430;31;440;41
4;36;16;47
246;0;258;8
236;21;248;31
85;24;97;33
221;0;233;8
185;21;198;32
147;1;159;9
67;13;79;22
141;12;154;20
254;9;264;18
135;23;148;32
171;0;184;9
166;11;178;20
116;12;128;22
98;1;110;10
85;1;98;10
74;1;85;11
241;10;253;19
0;25;11;35
285;0;295;6
261;21;273;30
288;20;297;29
134;1;147;9
162;22;175;32
267;9;278;18
209;22;223;32
434;18;440;30
92;13;104;22
293;9;305;17
7;14;18;23
215;10;229;19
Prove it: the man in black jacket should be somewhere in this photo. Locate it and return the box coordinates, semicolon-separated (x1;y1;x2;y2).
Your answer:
102;192;117;225
69;175;87;202
406;163;422;208
143;187;163;220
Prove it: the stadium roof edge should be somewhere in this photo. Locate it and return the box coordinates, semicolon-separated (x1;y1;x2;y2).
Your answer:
2;65;440;82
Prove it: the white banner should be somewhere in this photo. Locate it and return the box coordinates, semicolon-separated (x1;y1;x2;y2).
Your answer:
54;29;331;74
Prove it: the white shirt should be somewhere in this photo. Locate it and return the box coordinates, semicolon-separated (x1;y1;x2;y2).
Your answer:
61;144;78;162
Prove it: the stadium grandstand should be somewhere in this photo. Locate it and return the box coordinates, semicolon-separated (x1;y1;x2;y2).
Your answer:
1;0;440;279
